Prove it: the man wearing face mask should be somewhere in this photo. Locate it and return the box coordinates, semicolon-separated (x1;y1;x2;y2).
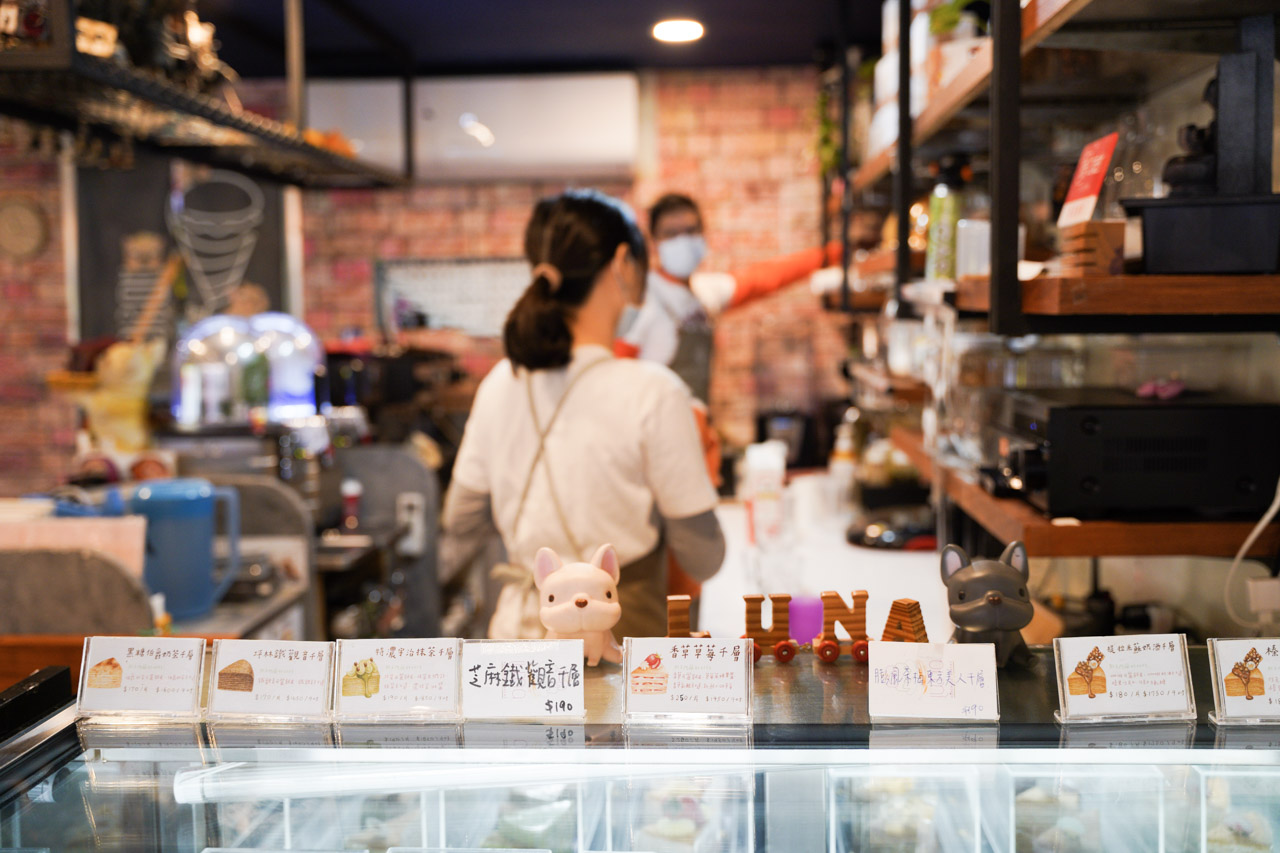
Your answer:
616;193;715;405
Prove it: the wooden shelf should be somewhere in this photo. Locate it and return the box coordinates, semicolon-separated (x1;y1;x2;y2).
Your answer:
851;364;930;404
889;428;1280;558
955;273;1280;316
851;0;1095;193
889;424;934;482
854;248;926;279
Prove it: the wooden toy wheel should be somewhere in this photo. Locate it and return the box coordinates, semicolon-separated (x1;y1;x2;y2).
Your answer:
851;639;870;663
815;640;841;663
752;641;762;663
774;641;797;663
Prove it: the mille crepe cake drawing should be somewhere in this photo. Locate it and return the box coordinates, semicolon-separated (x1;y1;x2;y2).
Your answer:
86;658;123;689
341;658;380;698
217;659;254;692
1067;647;1107;698
1225;647;1266;700
630;653;669;694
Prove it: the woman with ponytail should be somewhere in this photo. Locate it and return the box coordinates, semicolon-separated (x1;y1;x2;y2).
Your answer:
441;190;725;641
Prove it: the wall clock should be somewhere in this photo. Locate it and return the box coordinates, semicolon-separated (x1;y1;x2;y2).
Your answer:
0;196;49;260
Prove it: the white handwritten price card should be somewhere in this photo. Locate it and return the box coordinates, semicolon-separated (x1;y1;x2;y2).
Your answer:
623;638;752;722
460;640;585;721
206;640;333;722
333;638;460;721
1054;634;1195;724
76;636;205;719
867;641;999;723
1208;638;1280;725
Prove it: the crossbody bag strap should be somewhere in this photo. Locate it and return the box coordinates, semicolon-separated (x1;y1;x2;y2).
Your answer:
508;356;611;557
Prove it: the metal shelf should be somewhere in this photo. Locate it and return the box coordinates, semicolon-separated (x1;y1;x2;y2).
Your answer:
0;31;403;187
851;0;1095;193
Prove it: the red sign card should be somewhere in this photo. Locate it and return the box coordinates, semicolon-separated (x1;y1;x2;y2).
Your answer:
1058;132;1119;228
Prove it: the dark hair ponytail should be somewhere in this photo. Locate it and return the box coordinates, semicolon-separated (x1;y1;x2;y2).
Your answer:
504;190;645;370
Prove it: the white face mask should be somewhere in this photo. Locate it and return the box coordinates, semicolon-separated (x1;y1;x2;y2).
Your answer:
657;234;707;280
615;304;641;338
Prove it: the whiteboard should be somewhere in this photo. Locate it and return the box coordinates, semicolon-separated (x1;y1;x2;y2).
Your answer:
377;258;532;337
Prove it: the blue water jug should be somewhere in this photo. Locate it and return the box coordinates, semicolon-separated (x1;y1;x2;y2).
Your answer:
130;478;240;621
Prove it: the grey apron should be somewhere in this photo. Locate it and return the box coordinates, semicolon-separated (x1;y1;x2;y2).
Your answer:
659;297;714;404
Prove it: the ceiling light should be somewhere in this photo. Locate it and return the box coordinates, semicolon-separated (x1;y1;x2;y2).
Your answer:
653;19;704;43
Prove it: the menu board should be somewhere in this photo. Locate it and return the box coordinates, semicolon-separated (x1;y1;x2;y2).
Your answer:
76;636;204;719
868;641;999;723
460;640;585;721
1209;638;1280;725
206;640;333;721
333;638;461;721
623;638;752;721
1054;634;1195;723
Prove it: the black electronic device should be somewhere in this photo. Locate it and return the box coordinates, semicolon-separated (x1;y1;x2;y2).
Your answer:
1122;14;1279;274
983;387;1280;518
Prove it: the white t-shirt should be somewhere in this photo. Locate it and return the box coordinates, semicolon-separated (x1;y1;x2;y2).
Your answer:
623;271;711;366
450;344;719;571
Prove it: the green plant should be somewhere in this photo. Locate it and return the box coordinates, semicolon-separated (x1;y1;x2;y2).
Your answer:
929;0;985;35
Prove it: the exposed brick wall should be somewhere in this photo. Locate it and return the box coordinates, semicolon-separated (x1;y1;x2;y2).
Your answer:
296;66;846;445
300;180;632;341
0;68;845;497
712;284;852;448
633;67;824;270
0;120;77;497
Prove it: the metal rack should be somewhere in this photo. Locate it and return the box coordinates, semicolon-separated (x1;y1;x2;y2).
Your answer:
849;0;1280;334
0;0;405;188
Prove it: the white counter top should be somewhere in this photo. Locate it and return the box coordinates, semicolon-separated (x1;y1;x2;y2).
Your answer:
701;500;953;643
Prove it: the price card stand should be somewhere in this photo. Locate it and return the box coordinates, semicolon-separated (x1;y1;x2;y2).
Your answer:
75;636;206;724
1053;635;1196;725
332;638;461;723
204;639;334;724
622;638;752;727
866;641;1001;725
460;639;586;722
1207;638;1280;727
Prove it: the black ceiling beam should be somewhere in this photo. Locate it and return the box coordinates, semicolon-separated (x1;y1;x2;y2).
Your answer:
311;0;413;71
219;13;287;56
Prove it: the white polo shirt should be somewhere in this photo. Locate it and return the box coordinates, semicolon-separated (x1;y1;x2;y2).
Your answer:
622;271;711;366
450;345;719;571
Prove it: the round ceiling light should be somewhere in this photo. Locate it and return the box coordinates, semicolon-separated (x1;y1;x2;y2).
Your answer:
652;19;704;43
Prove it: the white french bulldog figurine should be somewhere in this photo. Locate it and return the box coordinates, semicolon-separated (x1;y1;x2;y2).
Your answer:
534;544;624;666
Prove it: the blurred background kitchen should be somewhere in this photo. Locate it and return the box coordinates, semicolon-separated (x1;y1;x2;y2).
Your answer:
2;0;1280;687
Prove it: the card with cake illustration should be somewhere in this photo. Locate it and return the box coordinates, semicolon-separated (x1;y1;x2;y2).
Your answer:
624;638;752;722
76;636;205;719
206;639;333;721
333;638;461;721
1054;634;1195;723
1208;638;1280;725
1067;647;1107;698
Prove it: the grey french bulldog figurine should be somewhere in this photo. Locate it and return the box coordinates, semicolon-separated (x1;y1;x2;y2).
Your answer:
942;540;1036;668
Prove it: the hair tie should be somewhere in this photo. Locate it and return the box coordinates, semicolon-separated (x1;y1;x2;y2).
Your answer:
532;262;563;292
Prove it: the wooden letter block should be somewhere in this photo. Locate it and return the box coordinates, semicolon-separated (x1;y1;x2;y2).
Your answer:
743;593;792;646
817;590;869;644
881;599;929;643
665;595;709;639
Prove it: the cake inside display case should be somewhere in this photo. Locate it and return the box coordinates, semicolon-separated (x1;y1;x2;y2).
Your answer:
830;767;982;853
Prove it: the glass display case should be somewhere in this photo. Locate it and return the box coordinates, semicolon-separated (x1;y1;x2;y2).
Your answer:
4;651;1280;853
